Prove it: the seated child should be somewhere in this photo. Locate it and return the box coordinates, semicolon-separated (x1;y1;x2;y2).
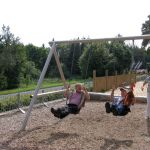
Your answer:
105;86;135;116
51;83;90;119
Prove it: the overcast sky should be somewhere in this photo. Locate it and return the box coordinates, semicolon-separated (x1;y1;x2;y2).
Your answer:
0;0;150;47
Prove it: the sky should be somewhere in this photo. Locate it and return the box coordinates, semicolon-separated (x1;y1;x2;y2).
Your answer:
0;0;150;47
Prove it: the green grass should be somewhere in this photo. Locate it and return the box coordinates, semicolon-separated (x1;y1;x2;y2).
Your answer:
0;78;85;95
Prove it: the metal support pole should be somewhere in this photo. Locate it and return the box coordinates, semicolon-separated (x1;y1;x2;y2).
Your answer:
21;42;56;131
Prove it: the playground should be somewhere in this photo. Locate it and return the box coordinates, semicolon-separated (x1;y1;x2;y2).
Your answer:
0;81;150;150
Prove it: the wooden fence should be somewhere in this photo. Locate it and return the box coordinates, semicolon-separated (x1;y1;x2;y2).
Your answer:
93;70;136;92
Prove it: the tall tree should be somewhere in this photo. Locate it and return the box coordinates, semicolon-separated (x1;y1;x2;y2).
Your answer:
109;41;132;74
0;25;26;89
79;42;110;77
25;44;48;71
57;41;84;78
79;41;132;78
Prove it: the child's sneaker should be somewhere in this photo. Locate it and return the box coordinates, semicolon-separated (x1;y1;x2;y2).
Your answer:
51;107;57;114
105;102;111;113
145;116;150;120
51;107;62;118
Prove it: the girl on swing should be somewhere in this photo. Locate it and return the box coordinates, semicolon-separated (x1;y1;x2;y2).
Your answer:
51;83;90;119
105;85;135;116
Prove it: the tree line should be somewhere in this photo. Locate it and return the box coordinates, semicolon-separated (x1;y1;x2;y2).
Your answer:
0;15;150;90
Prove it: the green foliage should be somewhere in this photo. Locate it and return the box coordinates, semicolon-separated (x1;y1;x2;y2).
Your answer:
146;62;150;72
132;46;145;62
109;41;132;74
0;94;30;112
0;74;7;90
141;15;150;47
132;46;147;68
25;44;48;71
0;24;148;92
79;41;132;77
0;25;49;90
145;47;150;66
21;61;40;87
57;41;83;77
0;25;27;89
37;93;64;103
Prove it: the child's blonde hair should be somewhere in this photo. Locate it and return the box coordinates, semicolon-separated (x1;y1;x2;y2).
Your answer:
75;83;82;89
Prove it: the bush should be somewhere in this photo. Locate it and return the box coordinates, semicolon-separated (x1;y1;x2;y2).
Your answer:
0;92;64;112
0;74;7;90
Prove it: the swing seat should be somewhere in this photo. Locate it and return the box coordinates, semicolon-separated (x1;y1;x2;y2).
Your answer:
112;106;131;116
71;108;81;114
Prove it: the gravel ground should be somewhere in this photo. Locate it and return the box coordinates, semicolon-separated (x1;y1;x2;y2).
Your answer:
0;81;150;150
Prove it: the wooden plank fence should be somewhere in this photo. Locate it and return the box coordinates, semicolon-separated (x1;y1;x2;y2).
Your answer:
93;70;136;92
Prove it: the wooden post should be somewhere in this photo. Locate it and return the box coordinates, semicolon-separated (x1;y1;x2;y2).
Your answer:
115;71;118;87
105;70;108;90
129;71;132;84
53;47;68;89
134;71;136;83
123;69;126;74
93;70;96;92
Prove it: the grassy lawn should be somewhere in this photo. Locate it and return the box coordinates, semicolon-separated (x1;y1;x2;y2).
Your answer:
0;78;85;95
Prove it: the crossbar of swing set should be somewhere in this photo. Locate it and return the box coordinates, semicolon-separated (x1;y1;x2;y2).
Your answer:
49;34;150;44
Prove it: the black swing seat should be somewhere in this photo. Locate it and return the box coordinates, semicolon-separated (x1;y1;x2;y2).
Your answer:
71;108;81;114
112;106;131;116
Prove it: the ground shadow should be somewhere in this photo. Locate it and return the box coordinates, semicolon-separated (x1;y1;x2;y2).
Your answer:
0;126;44;150
146;119;150;136
100;137;133;150
40;132;79;144
0;145;38;150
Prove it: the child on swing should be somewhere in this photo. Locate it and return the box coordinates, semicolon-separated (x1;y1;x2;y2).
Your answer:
105;85;135;116
51;83;90;119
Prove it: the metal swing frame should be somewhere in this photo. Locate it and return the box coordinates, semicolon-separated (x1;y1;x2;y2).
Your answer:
21;34;150;131
21;42;68;130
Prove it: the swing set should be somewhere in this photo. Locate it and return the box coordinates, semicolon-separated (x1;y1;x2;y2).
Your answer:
21;34;150;131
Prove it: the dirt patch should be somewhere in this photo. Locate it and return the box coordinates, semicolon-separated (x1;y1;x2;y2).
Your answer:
0;100;150;150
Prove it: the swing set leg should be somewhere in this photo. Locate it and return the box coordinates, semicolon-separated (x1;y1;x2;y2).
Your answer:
18;108;26;114
43;102;49;108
